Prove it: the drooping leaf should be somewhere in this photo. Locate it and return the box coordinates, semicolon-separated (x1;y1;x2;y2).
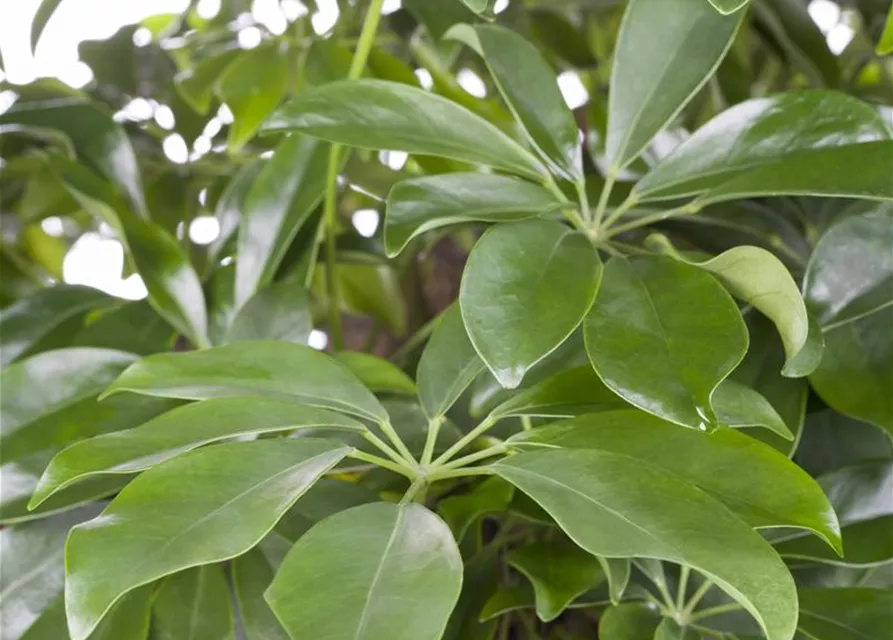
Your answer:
460;220;601;389
234;135;329;307
263;79;546;180
30;397;362;508
605;0;745;170
232;550;289;640
510;409;840;549
447;24;581;179
417;304;485;420
634;92;893;202
804;211;893;434
101;341;388;424
264;503;463;640
711;379;793;439
584;256;748;428
152;566;233;640
491;449;798;640
384;173;560;257
30;0;64;52
334;352;415;396
797;588;893;640
65;439;350;640
226;277;312;345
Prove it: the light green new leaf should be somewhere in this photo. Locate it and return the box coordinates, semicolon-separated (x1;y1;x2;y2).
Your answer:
461;220;601;389
153;566;233;640
598;603;661;639
606;0;744;170
65;439;350;640
384;173;560;257
804;211;893;434
335;352;415;396
510;410;840;550
507;539;603;622
101;341;388;423
797;588;893;640
491;449;798;640
263;79;546;180
232;550;289;640
417;304;485;420
216;41;288;150
635;92;893;202
265;503;463;640
30;397;362;508
711;379;793;439
584;256;748;428
226;277;312;345
447;24;581;179
878;6;893;55
234;135;329;306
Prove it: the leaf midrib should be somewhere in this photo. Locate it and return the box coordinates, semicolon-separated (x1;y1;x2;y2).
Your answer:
353;507;404;639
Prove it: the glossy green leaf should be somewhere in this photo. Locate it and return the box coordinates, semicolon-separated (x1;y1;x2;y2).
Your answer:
510;410;840;549
447;24;581;179
274;478;379;542
265;503;463;640
216;42;288;150
598;603;661;640
89;585;153;640
584;256;748;428
491;449;798;640
479;585;535;622
234;135;329;306
153;566;233;640
334;352;415;396
326;262;408;336
635;92;893;202
0;285;111;367
655;618;700;640
175;48;240;115
438;476;514;541
490;366;630;420
263;79;546;180
507;538;603;622
708;0;749;14
208;159;264;266
606;0;744;170
72;301;176;356
383;173;560;257
232;549;289;640
417;304;485;420
226;277;312;345
711;379;793;439
461;220;601;389
804;211;893;434
65;438;349;640
797;588;893;640
101;341;388;423
30;397;362;508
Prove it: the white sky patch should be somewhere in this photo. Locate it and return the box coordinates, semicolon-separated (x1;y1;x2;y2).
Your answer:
280;0;308;22
162;133;189;163
414;68;433;89
311;0;339;35
154;104;176;130
352;209;380;238
41;216;65;237
557;71;588;109
457;68;487;98
189;216;221;244
63;232;148;300
808;0;841;33
494;0;510;14
252;0;287;36
826;23;854;55
237;25;262;49
382;0;402;15
196;0;221;19
379;150;408;171
308;329;329;350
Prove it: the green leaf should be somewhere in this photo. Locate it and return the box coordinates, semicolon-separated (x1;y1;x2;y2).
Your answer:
73;301;176;356
804;211;893;434
489;366;629;420
797;588;893;640
30;397;362;508
65;439;349;640
634;92;893;202
584;256;748;428
0;507;99;640
510;410;840;550
30;0;64;52
711;379;793;439
325;262;408;336
707;0;749;15
232;550;289;640
208;159;264;266
460;220;601;389
334;352;415;396
655;618;700;640
598;557;631;605
417;304;485;420
383;173;560;257
175;48;240;115
153;566;233;640
606;0;744;170
89;585;153;640
490;449;797;640
216;42;288;150
0;285;112;367
101;341;388;424
274;478;379;541
438;476;514;541
479;585;535;622
598;603;661;640
226;277;312;345
234;135;329;306
263;79;546;181
447;24;581;179
507;539;603;622
18;597;67;640
264;503;463;640
878;6;893;55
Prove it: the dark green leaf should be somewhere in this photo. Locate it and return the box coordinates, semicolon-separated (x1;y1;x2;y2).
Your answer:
417;304;485;420
65;439;349;640
584;256;748;428
796;410;893;478
606;0;744;170
797;588;893;640
265;503;463;640
527;8;597;68
208;159;264;266
711;379;793;439
73;302;176;356
263;79;546;181
232;549;289;640
30;397;362;508
491;449;797;640
461;220;601;389
384;173;560;257
479;585;535;622
334;352;415;396
655;618;700;640
153;566;233;640
101;341;388;423
598;603;661;640
18;597;66;640
438;476;514;541
30;0;64;52
226;277;312;345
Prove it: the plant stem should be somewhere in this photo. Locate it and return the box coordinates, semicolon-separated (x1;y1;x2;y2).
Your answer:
377;419;419;467
439;442;508;471
543;174;587;232
592;169;617;229
361;431;415;468
603;203;698;239
420;417;443;466
431;415;498;466
575;178;592;224
682;579;715;615
400;476;427;504
676;566;690;610
521;415;533;431
600;194;639;229
348;449;414;479
427;466;493;482
689;603;744;623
